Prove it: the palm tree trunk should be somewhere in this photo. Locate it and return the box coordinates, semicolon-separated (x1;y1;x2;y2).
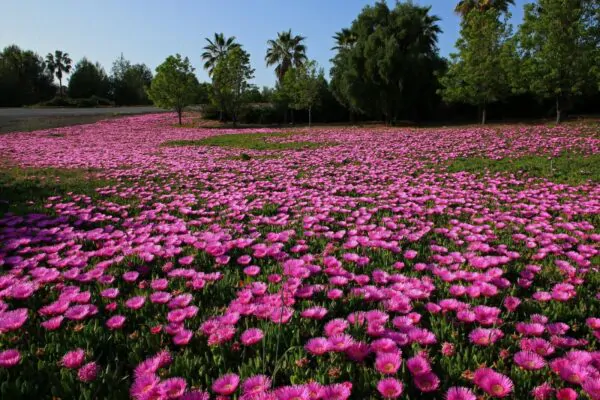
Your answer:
59;76;63;97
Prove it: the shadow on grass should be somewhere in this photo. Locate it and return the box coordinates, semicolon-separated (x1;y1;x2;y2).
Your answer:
447;153;600;185
162;132;332;151
0;167;111;216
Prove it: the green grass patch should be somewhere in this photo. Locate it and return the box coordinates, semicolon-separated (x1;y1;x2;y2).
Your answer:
163;132;329;151
0;167;111;215
447;153;600;185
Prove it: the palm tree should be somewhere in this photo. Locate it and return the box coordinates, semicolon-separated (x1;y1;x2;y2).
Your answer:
265;30;307;83
45;50;72;96
331;28;356;51
455;0;515;16
201;33;240;75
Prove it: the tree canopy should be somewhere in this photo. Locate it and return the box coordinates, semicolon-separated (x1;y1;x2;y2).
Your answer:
147;54;198;125
68;58;110;99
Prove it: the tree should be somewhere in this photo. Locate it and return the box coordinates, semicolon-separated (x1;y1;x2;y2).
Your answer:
332;28;356;51
147;54;198;125
68;58;110;99
265;30;307;83
516;0;595;123
440;9;514;124
282;60;323;127
202;33;240;76
211;47;255;127
110;55;153;105
45;50;72;96
329;1;442;124
455;0;515;16
0;45;55;106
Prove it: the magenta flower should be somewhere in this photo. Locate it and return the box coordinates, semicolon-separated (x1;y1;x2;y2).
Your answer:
130;374;160;399
469;328;504;346
0;349;21;368
406;355;431;375
514;351;546;370
180;391;210;400
273;385;309;400
106;315;126;329
0;308;28;333
413;371;440;392
375;352;402;375
77;361;99;382
242;375;272;395
62;348;85;369
212;373;239;396
377;378;403;399
474;368;513;398
305;337;330;355
158;377;187;398
125;296;146;310
41;316;64;330
445;386;476;400
321;382;352;400
173;329;193;346
241;328;264;346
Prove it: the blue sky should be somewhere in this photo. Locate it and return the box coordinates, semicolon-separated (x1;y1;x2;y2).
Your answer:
2;0;527;87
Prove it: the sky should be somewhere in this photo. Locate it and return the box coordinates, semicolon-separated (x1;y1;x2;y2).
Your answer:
1;0;527;87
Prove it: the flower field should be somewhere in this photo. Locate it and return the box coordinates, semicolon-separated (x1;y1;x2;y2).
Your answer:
0;114;599;400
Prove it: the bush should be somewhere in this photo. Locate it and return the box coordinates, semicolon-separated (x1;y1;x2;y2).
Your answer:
36;96;114;108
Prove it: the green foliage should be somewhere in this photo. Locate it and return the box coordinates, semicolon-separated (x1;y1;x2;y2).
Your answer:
454;0;515;16
329;1;444;124
202;33;241;76
45;50;72;96
447;152;600;184
281;61;323;127
68;58;110;99
0;167;109;215
147;54;198;125
265;30;307;83
163;132;327;151
439;9;514;124
0;45;56;107
110;55;153;106
516;0;597;123
211;47;255;126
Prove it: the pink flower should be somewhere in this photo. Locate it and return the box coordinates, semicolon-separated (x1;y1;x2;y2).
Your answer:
375;352;402;375
274;385;309;400
130;374;160;399
0;349;21;368
469;328;504;346
41;316;64;330
62;348;85;369
106;315;126;329
242;375;271;395
179;255;194;265
377;378;403;399
556;388;578;400
212;373;239;396
441;342;455;356
406;355;431;375
158;377;187;399
0;308;28;333
321;382;352;400
474;368;513;398
413;372;440;392
514;351;546;370
241;328;264;346
243;266;261;276
77;361;99;382
125;296;146;310
445;386;476;400
173;329;193;346
305;337;330;355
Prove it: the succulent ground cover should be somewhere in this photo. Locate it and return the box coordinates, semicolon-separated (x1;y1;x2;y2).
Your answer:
0;114;599;400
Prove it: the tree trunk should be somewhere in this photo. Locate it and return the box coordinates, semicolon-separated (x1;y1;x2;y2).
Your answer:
59;77;63;97
308;107;312;128
556;96;561;124
283;108;288;124
481;104;487;125
177;109;182;125
219;109;223;122
291;109;295;125
232;112;237;128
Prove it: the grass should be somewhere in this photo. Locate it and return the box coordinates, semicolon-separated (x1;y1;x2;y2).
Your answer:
163;132;329;151
447;153;600;184
0;167;111;215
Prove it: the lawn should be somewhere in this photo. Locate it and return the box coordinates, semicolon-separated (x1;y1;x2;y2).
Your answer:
0;114;599;400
